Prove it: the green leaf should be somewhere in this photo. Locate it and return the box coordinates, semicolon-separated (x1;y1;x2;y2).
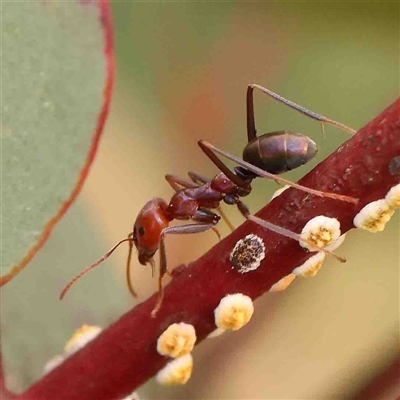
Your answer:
1;0;114;284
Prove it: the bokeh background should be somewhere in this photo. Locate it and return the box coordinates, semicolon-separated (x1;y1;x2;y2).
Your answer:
2;2;399;399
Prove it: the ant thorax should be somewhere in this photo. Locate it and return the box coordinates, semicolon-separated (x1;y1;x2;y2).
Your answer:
211;172;240;193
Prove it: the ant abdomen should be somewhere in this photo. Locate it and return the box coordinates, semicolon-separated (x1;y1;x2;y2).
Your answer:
242;131;318;174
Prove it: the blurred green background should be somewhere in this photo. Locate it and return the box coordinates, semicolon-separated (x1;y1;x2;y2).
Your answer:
2;2;399;399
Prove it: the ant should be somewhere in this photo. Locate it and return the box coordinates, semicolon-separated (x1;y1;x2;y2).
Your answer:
60;84;358;317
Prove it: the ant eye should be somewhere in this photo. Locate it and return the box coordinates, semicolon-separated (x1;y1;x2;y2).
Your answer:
138;226;145;236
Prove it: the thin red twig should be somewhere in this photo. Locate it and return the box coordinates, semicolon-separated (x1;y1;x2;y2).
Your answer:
17;99;400;400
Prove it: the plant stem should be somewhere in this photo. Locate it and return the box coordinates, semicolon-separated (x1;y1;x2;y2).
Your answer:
16;99;400;400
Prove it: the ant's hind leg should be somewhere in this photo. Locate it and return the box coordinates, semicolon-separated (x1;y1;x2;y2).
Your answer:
151;222;216;317
198;140;358;205
247;84;357;137
197;140;250;190
235;200;346;263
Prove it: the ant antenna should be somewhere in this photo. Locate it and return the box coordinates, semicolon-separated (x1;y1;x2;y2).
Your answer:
60;237;134;300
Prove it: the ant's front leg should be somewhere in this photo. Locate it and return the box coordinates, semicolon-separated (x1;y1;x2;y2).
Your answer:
151;222;217;317
247;84;357;138
198;140;250;190
198;140;358;204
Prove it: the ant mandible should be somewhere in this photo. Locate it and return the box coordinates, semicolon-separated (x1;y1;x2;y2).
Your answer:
60;84;358;317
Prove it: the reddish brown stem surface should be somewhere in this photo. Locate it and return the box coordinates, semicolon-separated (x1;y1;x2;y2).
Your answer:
17;99;400;399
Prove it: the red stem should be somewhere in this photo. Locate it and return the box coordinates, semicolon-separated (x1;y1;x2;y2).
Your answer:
17;99;400;399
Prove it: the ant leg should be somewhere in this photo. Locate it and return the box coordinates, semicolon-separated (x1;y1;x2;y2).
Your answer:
166;173;234;233
188;171;210;184
168;171;235;233
215;206;235;233
126;232;137;298
210;226;222;241
60;237;134;300
151;222;216;317
236;200;346;263
199;140;358;204
247;84;357;138
188;172;235;232
193;208;222;240
246;84;257;142
198;140;250;189
165;174;197;192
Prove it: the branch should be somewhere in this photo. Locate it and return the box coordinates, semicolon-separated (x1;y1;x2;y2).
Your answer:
17;99;400;399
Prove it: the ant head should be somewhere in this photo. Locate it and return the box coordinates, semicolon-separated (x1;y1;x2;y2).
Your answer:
60;198;169;301
133;198;169;266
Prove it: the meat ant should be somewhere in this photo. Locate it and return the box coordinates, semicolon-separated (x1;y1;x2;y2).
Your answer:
60;84;358;317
